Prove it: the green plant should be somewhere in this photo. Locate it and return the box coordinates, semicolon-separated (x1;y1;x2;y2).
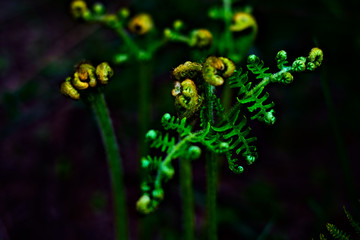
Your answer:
137;48;323;239
70;0;215;159
318;202;360;240
59;62;127;240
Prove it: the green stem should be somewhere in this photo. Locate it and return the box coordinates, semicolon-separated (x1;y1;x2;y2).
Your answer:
221;0;234;111
223;0;234;55
90;91;128;240
204;83;217;240
179;157;195;240
115;26;141;57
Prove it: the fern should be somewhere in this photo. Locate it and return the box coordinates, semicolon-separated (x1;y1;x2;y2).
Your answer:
137;49;323;214
319;203;360;240
343;206;360;236
247;54;272;79
213;105;257;164
146;130;176;154
161;113;192;137
326;223;351;240
228;68;252;96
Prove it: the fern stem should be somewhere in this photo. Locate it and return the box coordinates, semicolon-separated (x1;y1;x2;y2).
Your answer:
223;0;234;55
204;83;218;240
90;91;128;240
115;26;140;57
154;133;198;190
179;157;195;240
221;0;234;111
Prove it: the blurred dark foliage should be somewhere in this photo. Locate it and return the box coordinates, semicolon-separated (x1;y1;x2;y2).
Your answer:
0;0;359;239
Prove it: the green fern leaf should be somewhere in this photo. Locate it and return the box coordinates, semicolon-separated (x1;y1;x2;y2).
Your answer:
326;223;351;240
146;130;176;153
247;54;272;79
319;233;328;240
213;105;257;165
141;155;163;171
238;87;275;125
161;113;192;137
228;68;252;96
343;206;360;236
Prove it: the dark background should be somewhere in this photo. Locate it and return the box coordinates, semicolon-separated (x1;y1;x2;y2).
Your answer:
0;0;359;239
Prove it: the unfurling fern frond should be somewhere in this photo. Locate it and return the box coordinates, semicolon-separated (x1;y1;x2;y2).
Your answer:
145;130;175;153
212;105;257;171
239;86;276;125
326;223;350;240
228;68;252;96
247;54;272;79
141;155;162;171
161;113;192;137
343;206;360;236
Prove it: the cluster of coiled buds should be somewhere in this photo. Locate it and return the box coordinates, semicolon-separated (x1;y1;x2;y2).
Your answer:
273;47;324;84
164;20;213;48
171;56;235;118
60;62;113;100
70;0;154;35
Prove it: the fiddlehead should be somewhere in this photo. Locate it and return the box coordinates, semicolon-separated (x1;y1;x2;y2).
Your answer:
164;20;213;49
128;13;154;35
172;79;203;119
189;29;213;48
202;56;235;86
60;62;113;100
230;12;257;33
173;61;203;81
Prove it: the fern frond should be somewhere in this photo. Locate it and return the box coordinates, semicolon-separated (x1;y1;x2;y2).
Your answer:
146;130;176;153
228;68;252;96
238;86;276;125
225;152;244;174
213;105;257;165
275;50;289;70
326;223;351;240
247;54;272;79
343;206;360;236
319;233;328;240
161;113;192;137
141;155;163;171
212;95;225;119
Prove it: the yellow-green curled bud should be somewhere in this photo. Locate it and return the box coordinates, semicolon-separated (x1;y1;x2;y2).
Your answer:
136;194;152;214
60;77;80;100
128;13;154;35
71;0;89;19
172;61;202;81
308;47;323;68
96;62;113;85
73;62;97;88
230;12;257;32
202;56;235;86
189;29;213;48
